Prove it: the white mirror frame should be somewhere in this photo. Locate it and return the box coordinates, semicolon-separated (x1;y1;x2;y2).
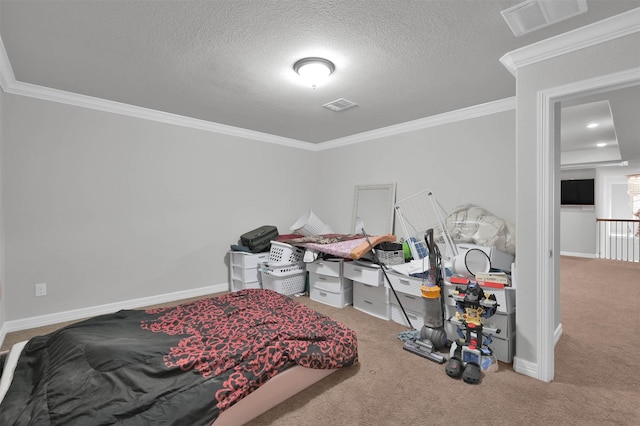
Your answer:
351;183;396;235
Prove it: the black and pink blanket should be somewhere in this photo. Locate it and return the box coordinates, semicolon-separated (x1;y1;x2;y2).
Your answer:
0;289;358;425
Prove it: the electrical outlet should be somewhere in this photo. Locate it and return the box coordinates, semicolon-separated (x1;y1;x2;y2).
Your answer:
35;283;47;297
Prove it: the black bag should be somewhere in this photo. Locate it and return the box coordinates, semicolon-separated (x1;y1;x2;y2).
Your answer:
240;225;279;253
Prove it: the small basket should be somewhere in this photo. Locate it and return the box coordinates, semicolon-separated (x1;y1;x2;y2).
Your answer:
375;242;405;265
260;262;306;295
269;241;305;264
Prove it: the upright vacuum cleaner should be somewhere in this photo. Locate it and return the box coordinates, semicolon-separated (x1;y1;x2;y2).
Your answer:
402;229;448;364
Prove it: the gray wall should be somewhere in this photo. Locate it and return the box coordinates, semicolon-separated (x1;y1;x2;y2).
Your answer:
1;93;515;323
1;94;316;320
314;111;516;235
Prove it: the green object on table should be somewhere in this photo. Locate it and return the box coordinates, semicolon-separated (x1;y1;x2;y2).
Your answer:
402;241;412;260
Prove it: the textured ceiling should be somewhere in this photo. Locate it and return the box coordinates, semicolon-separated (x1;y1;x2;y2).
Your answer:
0;0;638;148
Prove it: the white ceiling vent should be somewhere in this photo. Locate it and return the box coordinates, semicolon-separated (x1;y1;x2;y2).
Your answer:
501;0;588;37
323;98;358;112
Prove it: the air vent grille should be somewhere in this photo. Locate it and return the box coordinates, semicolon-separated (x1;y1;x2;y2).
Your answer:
501;0;587;37
323;98;358;112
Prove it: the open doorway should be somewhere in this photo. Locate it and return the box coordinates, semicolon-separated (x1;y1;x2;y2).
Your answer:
539;68;640;382
559;84;640;258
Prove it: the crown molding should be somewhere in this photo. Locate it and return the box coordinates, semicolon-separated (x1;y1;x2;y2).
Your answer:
1;81;315;151
0;33;513;151
500;7;640;75
0;31;15;90
314;97;516;151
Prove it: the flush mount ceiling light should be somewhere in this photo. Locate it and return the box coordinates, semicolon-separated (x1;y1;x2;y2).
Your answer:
294;57;335;88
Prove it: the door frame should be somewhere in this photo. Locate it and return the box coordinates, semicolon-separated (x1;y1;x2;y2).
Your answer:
536;67;640;381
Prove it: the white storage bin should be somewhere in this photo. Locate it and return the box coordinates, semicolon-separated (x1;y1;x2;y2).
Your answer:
309;272;352;293
390;303;425;330
229;250;268;292
310;286;353;308
354;281;389;304
268;241;305;264
353;282;390;320
487;335;515;363
230;277;245;292
230;251;269;269
260;262;306;295
231;264;260;282
343;261;384;286
482;311;515;339
481;284;515;314
442;282;459;306
386;272;425;297
307;259;343;277
389;291;424;314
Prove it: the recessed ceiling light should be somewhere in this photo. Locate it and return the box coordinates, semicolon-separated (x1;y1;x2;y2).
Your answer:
587;122;599;129
596;142;607;147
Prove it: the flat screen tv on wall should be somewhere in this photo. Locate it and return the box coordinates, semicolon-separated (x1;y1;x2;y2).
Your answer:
561;178;595;206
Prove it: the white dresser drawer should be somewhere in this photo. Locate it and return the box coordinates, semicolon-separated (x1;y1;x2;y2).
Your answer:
389;290;424;313
309;272;352;293
390;303;425;330
354;291;390;320
343;261;384;286
230;277;245;292
353;281;389;304
231;264;260;282
487;335;514;363
230;251;269;269
310;286;353;308
443;282;458;306
386;272;424;297
307;259;343;277
483;311;515;339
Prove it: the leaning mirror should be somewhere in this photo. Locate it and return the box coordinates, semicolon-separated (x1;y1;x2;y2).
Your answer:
351;183;396;235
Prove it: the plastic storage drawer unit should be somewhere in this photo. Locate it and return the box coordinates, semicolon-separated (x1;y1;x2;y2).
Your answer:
353;281;390;320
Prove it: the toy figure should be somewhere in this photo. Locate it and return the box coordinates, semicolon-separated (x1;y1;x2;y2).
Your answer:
445;282;499;384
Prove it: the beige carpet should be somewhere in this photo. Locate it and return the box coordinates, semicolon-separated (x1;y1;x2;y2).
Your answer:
248;256;640;426
2;257;639;425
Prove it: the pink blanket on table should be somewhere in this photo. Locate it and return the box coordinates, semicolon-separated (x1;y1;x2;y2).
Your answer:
281;234;397;259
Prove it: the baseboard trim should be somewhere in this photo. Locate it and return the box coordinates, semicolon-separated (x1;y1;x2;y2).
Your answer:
0;325;6;350
513;356;539;379
512;322;563;382
560;251;596;258
1;283;228;340
554;322;563;347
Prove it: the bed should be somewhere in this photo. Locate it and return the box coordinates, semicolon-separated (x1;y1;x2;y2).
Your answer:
0;289;358;425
